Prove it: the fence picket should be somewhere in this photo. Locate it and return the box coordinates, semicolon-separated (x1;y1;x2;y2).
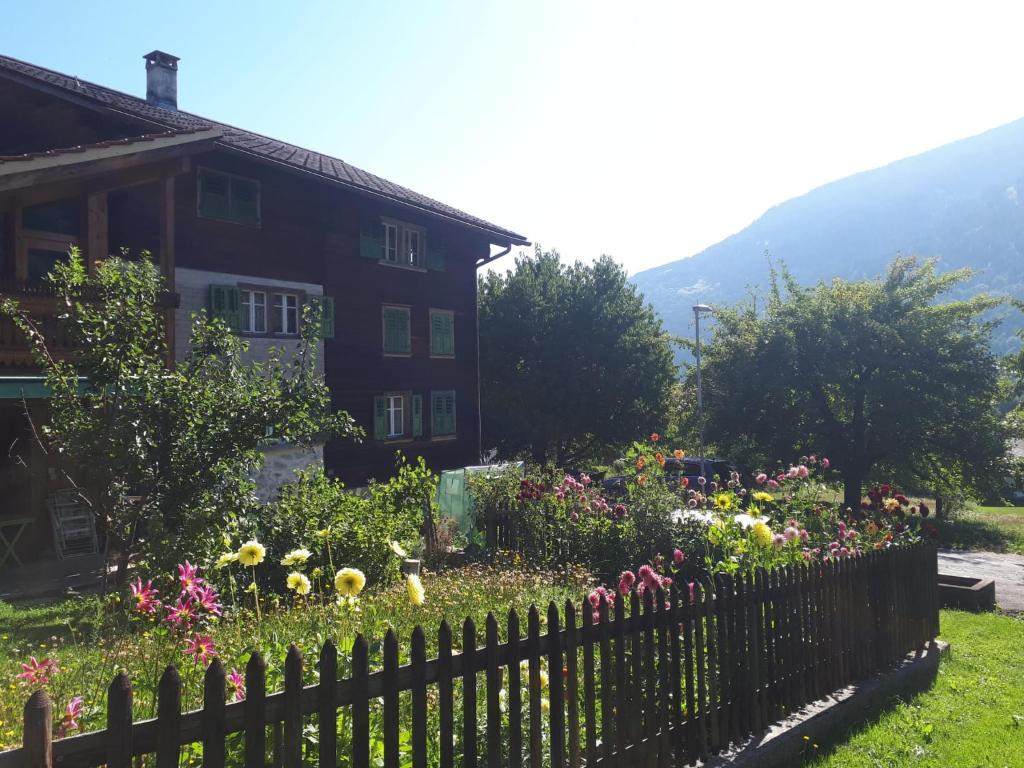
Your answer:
581;601;598;768
655;587;671;767
156;666;181;768
628;590;643;754
693;582;709;759
682;582;697;766
319;640;338;768
106;672;132;768
351;635;370;768
613;594;628;758
462;619;478;768
438;622;454;768
527;607;543;768
643;590;657;768
412;626;428;768
283;645;303;768
202;659;226;768
507;610;524;768
564;600;581;768
22;690;51;768
244;652;266;768
547;602;566;768
597;596;615;767
485;614;502;768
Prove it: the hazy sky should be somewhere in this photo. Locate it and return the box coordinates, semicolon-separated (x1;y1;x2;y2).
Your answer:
5;1;1024;274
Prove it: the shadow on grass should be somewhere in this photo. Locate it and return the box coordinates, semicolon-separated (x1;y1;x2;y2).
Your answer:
933;517;1017;553
0;599;102;650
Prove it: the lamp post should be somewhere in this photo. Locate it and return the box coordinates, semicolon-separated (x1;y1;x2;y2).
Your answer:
693;304;714;467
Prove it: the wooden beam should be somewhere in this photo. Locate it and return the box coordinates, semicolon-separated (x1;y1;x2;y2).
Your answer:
0;154;198;198
85;190;108;270
160;176;176;365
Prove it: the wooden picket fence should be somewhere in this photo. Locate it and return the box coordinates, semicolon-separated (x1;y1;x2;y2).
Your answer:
3;543;938;768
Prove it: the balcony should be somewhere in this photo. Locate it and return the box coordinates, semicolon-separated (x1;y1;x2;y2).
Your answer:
0;282;76;369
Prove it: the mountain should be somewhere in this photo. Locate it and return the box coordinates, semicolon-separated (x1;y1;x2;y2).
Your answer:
632;118;1024;358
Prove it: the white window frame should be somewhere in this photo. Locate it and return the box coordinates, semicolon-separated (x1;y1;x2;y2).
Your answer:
386;394;405;438
379;217;426;270
272;292;299;336
383;222;399;263
240;289;267;334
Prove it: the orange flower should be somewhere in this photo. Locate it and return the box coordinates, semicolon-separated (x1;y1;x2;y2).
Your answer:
650;432;660;442
637;474;648;486
884;532;893;542
673;449;685;459
635;456;646;470
679;477;689;488
655;452;666;466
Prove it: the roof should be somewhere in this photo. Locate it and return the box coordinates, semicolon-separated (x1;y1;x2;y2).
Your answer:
0;53;528;245
0;127;215;166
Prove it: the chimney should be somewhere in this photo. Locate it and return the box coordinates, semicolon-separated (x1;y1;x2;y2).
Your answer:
144;50;179;110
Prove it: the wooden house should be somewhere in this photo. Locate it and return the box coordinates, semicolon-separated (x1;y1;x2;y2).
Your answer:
0;51;527;568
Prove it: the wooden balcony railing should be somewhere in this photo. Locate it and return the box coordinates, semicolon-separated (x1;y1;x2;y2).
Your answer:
0;283;77;368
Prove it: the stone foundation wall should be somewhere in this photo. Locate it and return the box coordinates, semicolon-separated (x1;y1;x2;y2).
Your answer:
254;443;323;501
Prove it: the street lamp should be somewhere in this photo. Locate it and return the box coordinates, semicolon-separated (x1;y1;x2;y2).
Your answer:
693;304;715;468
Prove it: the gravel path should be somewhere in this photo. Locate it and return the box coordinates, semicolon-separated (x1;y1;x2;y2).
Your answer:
937;549;1024;614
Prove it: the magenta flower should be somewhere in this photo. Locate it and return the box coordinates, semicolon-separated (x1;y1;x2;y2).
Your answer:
799;529;810;542
184;634;218;665
177;561;204;595
612;503;627;520
164;596;198;630
688;582;696;603
130;578;161;614
821;457;830;469
767;479;780;489
673;549;685;564
193;585;223;617
797;465;810;479
56;696;84;738
755;473;768;485
227;669;246;701
773;533;786;548
783;526;799;542
17;656;58;686
580;473;592;486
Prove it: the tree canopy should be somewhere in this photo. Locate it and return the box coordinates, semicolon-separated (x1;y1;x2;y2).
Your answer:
1;250;359;578
694;257;1012;508
478;248;676;465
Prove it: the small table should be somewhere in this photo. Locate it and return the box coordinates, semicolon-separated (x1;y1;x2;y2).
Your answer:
0;516;34;569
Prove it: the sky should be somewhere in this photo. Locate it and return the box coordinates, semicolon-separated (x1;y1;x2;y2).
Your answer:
5;1;1024;275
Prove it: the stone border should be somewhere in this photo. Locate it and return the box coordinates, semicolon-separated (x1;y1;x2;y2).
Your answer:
702;640;949;767
938;573;996;611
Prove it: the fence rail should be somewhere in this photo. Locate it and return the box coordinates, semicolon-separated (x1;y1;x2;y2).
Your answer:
1;543;939;768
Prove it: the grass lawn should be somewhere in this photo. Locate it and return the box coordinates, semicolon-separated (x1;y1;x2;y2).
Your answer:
933;506;1024;555
805;610;1024;767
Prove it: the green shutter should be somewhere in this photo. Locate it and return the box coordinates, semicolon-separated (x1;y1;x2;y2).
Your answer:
412;394;423;438
209;285;242;331
430;311;454;356
445;391;456;435
432;390;456;435
305;295;335;339
359;216;385;260
198;169;231;220
383;307;410;354
426;235;447;271
373;396;388;440
230;177;260;225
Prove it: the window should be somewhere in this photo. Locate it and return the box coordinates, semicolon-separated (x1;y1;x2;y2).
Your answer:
272;292;299;335
19;199;79;286
373;393;423;440
382;305;411;355
430;310;455;357
431;390;456;437
383;222;399;263
197;168;261;226
404;228;422;267
386;395;404;438
240;289;267;333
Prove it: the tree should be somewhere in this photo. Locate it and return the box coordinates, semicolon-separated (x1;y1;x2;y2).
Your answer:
695;257;1011;509
478;248;676;465
1;250;359;579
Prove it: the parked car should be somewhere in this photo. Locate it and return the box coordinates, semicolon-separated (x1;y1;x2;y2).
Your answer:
601;457;737;497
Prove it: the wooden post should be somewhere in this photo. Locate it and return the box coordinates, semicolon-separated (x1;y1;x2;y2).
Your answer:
318;640;338;768
462;618;478;768
159;175;176;364
507;609;524;768
411;627;428;768
383;630;399;768
22;690;52;768
351;635;370;768
437;623;454;768
84;190;108;272
283;645;303;768
202;659;227;768
106;672;133;768
244;652;267;768
155;666;181;768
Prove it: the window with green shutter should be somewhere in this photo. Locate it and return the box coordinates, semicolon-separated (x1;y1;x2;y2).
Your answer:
373;395;388;440
359;216;385;260
431;390;456;436
382;306;411;355
304;295;335;339
209;285;242;331
412;394;423;437
197;168;261;226
430;310;455;357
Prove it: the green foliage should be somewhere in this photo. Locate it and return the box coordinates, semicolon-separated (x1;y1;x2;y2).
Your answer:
0;250;359;576
478;247;677;465
694;257;1012;507
255;454;432;589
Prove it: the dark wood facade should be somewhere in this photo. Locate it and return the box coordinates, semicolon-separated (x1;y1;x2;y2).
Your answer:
0;71;513;502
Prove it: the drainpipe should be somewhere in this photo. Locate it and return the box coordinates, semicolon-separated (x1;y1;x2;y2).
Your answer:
477;242;512;462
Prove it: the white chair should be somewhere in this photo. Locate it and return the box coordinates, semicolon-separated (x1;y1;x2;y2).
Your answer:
48;489;99;559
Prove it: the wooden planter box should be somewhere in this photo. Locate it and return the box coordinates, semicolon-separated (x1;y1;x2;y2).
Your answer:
937;573;995;611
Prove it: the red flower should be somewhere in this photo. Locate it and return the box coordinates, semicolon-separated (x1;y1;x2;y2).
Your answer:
650;432;660;442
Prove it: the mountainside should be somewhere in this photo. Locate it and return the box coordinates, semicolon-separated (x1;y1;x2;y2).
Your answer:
632;118;1024;357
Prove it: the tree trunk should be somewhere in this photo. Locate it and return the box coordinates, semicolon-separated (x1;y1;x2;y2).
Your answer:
842;470;863;515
